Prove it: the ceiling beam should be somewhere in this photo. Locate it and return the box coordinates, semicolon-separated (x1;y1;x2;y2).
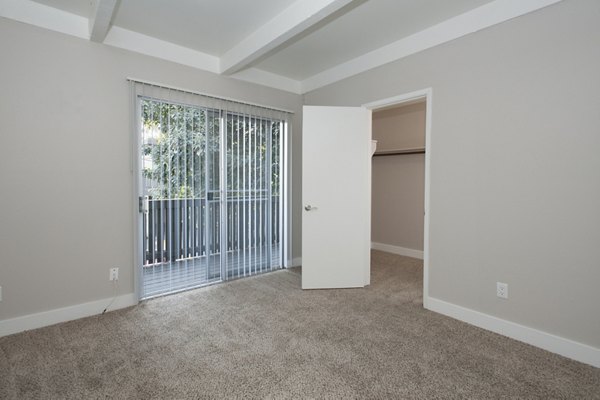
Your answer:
89;0;118;42
220;0;355;75
300;0;564;93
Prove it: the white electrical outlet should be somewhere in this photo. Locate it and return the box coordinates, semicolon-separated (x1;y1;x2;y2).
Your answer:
496;282;508;299
109;268;119;281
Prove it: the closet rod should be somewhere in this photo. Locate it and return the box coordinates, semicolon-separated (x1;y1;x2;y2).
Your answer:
373;148;425;157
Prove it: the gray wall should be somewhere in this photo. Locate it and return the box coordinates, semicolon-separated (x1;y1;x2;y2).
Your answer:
305;0;600;348
0;17;303;321
373;103;425;151
372;103;425;251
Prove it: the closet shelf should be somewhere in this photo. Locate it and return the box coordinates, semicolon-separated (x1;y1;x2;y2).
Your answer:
373;147;425;156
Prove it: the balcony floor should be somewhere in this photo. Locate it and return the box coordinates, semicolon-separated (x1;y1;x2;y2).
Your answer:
142;244;281;298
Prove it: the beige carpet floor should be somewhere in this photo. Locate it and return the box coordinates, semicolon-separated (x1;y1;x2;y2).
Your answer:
1;251;598;399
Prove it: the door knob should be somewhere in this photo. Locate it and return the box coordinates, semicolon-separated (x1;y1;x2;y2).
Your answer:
304;205;318;211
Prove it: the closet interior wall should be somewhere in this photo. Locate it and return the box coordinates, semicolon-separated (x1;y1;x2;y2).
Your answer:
371;102;426;256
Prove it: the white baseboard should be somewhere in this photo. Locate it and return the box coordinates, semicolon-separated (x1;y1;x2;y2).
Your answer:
426;296;600;368
0;293;138;337
284;257;301;268
371;242;423;260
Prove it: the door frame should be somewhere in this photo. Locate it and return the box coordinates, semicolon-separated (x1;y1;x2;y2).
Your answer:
362;88;432;308
130;90;293;301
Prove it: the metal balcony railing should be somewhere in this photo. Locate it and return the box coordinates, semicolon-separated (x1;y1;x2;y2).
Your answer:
142;195;280;266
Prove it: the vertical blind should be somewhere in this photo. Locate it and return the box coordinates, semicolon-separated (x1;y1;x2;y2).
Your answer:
131;80;291;299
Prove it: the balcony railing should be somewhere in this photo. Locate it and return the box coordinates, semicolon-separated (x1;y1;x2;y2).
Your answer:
142;195;280;266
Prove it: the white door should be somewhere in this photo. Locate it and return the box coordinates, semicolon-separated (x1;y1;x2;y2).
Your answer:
302;106;372;289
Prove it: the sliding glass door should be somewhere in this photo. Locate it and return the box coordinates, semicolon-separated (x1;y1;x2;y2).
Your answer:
136;95;285;299
223;112;282;279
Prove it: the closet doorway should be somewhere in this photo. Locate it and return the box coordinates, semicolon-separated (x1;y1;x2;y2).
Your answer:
371;100;425;258
364;89;431;303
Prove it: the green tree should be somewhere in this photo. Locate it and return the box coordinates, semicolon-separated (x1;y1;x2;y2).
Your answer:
141;99;281;200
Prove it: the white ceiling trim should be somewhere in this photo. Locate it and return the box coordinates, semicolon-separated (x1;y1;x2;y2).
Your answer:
0;0;565;95
231;68;302;94
106;28;299;93
0;0;88;39
89;0;118;43
103;26;220;73
0;0;294;92
220;0;354;75
300;0;564;93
